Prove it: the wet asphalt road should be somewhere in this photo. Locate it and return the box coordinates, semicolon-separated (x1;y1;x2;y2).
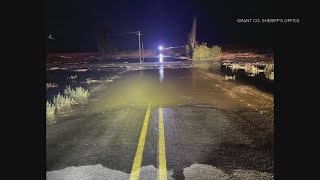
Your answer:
46;63;274;180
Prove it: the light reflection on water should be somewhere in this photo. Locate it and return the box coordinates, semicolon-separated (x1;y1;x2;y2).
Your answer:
159;53;163;63
159;54;164;83
159;65;164;83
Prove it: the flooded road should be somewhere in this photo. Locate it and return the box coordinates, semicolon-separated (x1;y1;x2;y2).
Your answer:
46;63;274;180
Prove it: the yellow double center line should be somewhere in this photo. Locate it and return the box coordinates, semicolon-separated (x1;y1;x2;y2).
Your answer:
158;106;168;180
130;105;151;180
130;105;168;180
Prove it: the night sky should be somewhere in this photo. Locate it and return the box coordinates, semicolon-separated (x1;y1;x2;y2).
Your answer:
47;0;274;52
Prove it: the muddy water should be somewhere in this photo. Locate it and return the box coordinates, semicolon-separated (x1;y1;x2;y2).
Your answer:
46;68;125;101
84;67;273;115
47;63;274;123
219;63;274;94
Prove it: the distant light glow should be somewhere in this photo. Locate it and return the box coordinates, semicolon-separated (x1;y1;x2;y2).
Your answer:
159;54;163;63
158;46;163;50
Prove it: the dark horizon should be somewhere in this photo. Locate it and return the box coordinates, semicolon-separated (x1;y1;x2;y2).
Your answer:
47;0;274;53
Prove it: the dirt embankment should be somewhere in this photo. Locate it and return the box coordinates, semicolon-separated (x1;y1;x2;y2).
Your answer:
47;46;274;64
220;45;273;61
221;52;273;60
47;52;99;63
46;50;157;63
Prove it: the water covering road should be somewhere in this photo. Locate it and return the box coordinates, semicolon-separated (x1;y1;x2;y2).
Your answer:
46;59;274;180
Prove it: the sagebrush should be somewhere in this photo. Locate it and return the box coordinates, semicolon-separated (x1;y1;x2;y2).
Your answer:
53;93;74;112
46;86;90;121
46;101;56;117
225;75;236;81
64;86;90;103
193;43;222;60
264;64;274;80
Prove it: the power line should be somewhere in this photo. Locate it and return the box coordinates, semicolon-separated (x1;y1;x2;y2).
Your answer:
104;30;143;62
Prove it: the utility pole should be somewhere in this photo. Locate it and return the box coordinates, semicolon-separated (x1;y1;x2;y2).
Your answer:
142;42;144;62
137;31;142;63
105;30;143;62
